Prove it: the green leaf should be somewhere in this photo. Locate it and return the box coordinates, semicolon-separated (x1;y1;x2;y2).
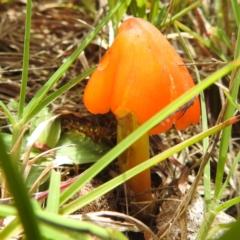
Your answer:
0;133;12;152
30;108;61;149
56;131;110;165
25;165;50;190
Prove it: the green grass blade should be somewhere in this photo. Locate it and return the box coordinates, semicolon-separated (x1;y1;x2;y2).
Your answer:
149;0;158;23
174;23;211;208
215;195;240;213
231;0;240;26
23;67;95;123
0;101;16;125
0;217;22;240
152;4;167;28
161;1;201;28
0;204;17;217
36;210;127;240
135;0;147;19
0;135;41;239
214;22;240;200
217;28;231;50
107;0;130;35
217;149;240;200
224;90;240;111
46;170;61;214
129;1;138;17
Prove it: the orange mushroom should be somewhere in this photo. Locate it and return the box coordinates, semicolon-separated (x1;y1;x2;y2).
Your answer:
84;18;200;134
84;17;200;213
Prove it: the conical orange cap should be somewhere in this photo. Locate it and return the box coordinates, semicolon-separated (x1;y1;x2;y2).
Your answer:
84;17;200;134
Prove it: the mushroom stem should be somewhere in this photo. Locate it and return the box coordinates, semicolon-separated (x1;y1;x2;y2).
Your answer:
117;113;153;207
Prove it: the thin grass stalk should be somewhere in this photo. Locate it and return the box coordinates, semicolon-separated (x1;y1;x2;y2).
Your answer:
196;3;240;239
161;1;202;28
174;23;211;208
214;15;240;201
107;0;118;36
215;195;240;213
218;151;240;199
18;0;31;120
174;21;230;61
2;123;25;197
149;0;158;23
135;0;146;19
231;0;240;26
9;0;32;172
0;217;22;240
196;208;217;240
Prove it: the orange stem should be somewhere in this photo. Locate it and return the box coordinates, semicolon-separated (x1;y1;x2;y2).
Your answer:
117;113;152;204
